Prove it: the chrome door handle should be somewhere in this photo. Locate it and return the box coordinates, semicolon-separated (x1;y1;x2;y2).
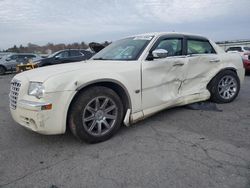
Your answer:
209;59;220;63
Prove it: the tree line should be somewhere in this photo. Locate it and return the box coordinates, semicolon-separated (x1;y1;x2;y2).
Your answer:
3;41;111;54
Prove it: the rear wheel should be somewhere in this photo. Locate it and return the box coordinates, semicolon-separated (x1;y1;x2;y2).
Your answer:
0;66;6;75
68;86;123;143
208;70;240;103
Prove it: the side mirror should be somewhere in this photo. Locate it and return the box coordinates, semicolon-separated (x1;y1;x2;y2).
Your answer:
6;58;11;61
55;55;60;60
152;49;168;59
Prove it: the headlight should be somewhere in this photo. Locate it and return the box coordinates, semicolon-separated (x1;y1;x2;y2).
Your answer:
28;82;45;99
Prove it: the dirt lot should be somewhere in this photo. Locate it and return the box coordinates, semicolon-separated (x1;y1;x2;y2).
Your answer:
0;74;250;188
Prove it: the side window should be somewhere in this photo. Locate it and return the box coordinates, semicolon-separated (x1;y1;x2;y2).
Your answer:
155;38;182;57
187;40;216;55
16;55;26;63
17;55;25;60
27;55;36;58
57;51;69;58
70;50;82;57
10;55;18;60
21;55;30;59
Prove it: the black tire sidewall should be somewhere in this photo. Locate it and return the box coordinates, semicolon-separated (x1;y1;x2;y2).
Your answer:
69;86;124;143
0;66;5;75
209;70;240;103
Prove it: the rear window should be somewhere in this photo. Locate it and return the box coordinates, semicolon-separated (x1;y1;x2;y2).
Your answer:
70;50;82;57
27;55;36;58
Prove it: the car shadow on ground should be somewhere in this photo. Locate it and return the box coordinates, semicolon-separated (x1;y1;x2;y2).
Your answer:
13;102;219;146
10;106;182;146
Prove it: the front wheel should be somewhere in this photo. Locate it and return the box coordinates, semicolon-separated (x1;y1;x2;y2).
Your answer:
208;70;240;103
68;86;124;143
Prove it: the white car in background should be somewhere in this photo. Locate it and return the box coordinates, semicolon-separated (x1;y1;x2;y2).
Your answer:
9;32;244;143
226;46;250;60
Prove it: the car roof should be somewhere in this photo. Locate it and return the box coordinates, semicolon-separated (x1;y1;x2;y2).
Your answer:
11;53;38;55
227;46;243;48
129;32;208;40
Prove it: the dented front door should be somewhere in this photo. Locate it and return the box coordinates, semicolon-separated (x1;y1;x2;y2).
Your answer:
141;56;188;110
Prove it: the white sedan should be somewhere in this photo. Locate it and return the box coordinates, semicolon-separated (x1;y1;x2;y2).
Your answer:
9;32;244;143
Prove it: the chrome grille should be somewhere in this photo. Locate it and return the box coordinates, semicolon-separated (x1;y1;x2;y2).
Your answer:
9;80;21;110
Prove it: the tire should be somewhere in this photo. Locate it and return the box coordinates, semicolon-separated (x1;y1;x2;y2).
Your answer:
68;86;124;143
0;66;6;75
208;70;240;103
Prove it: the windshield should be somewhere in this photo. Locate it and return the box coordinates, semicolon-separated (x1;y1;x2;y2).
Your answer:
92;36;153;61
243;47;250;51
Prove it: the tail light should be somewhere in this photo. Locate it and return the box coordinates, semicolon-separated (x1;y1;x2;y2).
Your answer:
243;52;250;60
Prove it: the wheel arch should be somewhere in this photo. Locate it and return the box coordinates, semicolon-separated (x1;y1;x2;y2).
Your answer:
66;79;132;129
207;67;237;89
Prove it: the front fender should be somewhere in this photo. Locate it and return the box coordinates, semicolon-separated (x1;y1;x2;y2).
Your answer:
44;67;141;113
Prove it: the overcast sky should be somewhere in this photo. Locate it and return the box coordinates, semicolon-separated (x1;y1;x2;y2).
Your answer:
0;0;250;49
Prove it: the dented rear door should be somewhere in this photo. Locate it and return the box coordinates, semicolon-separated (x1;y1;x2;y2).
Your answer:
181;38;222;95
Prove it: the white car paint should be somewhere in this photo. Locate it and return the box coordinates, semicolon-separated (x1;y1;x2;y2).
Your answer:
9;32;245;135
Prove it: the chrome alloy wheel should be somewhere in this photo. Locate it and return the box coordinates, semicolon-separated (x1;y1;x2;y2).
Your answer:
82;96;118;136
218;75;238;100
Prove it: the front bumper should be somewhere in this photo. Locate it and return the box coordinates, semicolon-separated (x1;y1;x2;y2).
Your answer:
9;72;78;135
10;90;75;135
10;100;60;134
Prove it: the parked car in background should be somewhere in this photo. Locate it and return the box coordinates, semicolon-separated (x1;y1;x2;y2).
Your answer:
0;53;41;75
10;32;244;143
226;46;250;60
226;46;250;53
34;49;94;67
0;52;12;59
243;53;250;73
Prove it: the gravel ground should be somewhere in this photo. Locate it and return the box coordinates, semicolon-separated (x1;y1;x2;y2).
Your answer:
0;74;250;188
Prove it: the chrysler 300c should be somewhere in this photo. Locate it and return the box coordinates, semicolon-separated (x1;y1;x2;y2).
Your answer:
9;33;244;143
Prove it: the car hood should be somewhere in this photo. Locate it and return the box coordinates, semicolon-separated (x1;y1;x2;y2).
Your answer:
15;60;135;82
